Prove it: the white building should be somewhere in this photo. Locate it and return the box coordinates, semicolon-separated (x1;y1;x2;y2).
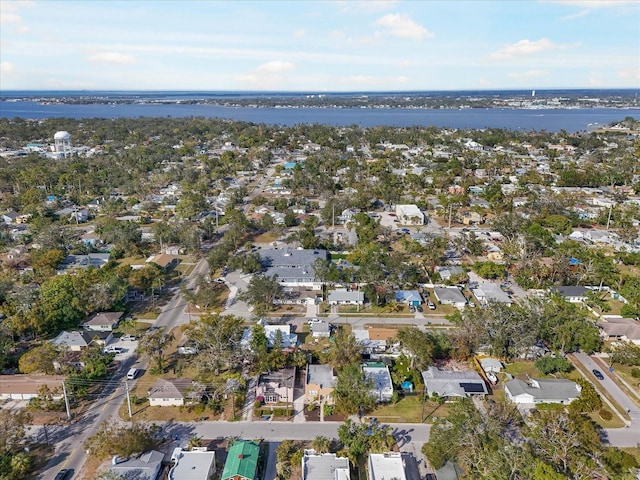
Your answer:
363;363;394;402
395;204;425;225
368;453;407;480
302;450;350;480
169;448;216;480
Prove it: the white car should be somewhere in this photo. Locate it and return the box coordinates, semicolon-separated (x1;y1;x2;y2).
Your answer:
121;334;137;341
308;318;322;325
104;346;123;354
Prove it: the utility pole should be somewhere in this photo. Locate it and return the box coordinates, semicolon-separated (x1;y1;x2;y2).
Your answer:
606;203;613;230
125;381;132;420
448;203;453;229
61;381;72;421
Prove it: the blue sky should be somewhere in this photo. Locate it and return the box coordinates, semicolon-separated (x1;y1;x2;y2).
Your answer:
1;0;638;91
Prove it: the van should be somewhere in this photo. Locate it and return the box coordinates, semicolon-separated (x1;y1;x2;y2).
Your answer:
127;368;139;380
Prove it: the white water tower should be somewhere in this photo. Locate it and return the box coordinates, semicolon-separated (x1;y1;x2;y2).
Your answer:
53;131;71;157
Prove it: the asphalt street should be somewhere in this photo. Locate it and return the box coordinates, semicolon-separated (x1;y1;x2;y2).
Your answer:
572;352;640;448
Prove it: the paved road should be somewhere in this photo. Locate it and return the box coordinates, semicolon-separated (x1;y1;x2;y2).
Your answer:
35;357;138;480
573;352;640;447
155;256;211;330
148;420;431;445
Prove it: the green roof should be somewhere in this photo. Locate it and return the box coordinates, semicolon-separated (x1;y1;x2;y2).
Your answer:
222;441;260;480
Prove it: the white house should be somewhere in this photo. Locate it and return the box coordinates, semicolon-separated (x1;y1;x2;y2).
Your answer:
422;367;488;399
302;450;350;480
82;311;124;332
328;289;365;305
363;363;394;402
109;450;164;480
260;247;328;290
395;204;425;225
148;378;195;407
169;448;216;480
596;317;640;346
505;378;581;405
433;287;468;308
368;453;407;480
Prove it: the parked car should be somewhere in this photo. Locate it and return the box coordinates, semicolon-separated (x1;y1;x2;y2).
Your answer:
409;305;416;313
308;318;322;325
121;334;137;341
104;346;123;354
592;369;604;380
416;305;423;312
427;301;436;310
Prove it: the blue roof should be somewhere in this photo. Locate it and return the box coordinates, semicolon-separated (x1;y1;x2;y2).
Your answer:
395;290;422;303
569;257;582;265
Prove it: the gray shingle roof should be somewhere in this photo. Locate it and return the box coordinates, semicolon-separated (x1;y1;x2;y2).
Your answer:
422;367;488;397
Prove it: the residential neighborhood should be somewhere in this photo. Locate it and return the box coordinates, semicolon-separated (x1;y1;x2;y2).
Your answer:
0;115;639;480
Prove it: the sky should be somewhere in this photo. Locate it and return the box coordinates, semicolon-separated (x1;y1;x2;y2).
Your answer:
1;0;639;92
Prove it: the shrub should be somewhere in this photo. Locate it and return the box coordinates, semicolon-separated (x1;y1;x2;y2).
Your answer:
631;367;640;378
599;409;613;421
535;356;574;375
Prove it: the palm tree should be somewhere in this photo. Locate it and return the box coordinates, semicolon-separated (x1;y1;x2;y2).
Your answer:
311;435;331;453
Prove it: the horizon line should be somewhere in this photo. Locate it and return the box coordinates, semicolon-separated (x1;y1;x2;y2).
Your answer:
1;87;639;95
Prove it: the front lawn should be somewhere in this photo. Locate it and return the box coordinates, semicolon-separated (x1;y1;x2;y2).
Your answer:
368;394;450;423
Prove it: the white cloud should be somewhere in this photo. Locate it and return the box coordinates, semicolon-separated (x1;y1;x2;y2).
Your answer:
396;75;409;83
237;60;296;88
508;69;549;80
490;38;569;60
1;12;21;23
255;60;295;74
87;52;137;64
293;29;305;39
374;13;433;41
618;66;640;81
0;61;16;75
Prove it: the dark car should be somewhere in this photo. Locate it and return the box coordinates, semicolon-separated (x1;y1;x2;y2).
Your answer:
416;305;424;312
54;470;71;480
592;369;604;380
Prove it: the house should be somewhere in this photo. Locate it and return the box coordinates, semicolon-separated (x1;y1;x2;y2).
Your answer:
460;211;482;225
305;364;337;403
242;321;298;349
395;205;425;225
221;440;260;480
260;247;329;290
108;450;164;480
82;311;123;332
422;367;488;399
148;378;196;407
479;357;503;373
362;362;394;402
437;265;465;281
169;448;216;480
146;253;180;270
394;290;422;306
353;328;399;355
328;288;365;305
302;450;350;480
433;287;468;308
59;253;111;271
556;286;589;303
1;211;19;224
0;374;65;400
596;317;640;345
310;321;331;338
51;330;113;351
504;378;581;405
256;367;296;405
368;453;407;480
472;283;513;306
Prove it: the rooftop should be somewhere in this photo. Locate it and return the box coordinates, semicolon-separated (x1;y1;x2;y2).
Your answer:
302;450;350;480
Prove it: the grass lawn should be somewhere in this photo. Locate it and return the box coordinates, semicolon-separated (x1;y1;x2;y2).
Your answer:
369;395;450;424
503;361;548;379
587;410;625;429
611;362;640;402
